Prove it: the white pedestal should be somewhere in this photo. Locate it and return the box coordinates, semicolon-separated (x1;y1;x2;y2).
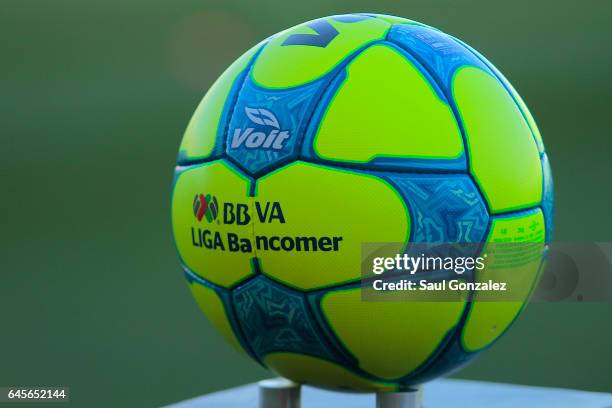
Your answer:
167;378;612;408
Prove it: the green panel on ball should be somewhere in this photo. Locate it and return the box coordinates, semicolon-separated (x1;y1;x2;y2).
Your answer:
189;281;247;356
178;43;261;162
172;161;254;288
453;66;542;213
313;44;464;163
321;287;466;379
251;16;390;89
488;67;545;153
254;162;409;290
264;352;396;391
461;209;545;352
468;48;545;153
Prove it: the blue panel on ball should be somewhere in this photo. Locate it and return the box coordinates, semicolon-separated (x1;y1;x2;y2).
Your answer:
387;24;488;95
226;77;328;176
232;275;342;363
541;153;555;242
383;173;490;243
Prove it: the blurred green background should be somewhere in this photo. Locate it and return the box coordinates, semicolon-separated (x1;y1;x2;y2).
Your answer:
1;0;611;406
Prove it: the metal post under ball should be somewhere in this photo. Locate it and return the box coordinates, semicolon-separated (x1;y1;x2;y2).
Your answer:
257;378;423;408
376;387;423;408
258;378;301;408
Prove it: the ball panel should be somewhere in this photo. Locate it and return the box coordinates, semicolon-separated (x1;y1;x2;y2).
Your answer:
453;66;543;213
178;43;262;163
264;352;396;392
404;335;478;385
225;75;326;175
321;287;467;379
232;276;345;364
188;278;248;356
172;160;254;288
251;15;390;89
461;209;545;352
387;24;488;94
453;37;545;153
382;173;489;243
253;161;410;290
312;44;464;165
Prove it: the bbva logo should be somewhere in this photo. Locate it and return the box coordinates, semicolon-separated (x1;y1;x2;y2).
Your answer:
230;106;291;151
192;193;286;225
193;193;219;223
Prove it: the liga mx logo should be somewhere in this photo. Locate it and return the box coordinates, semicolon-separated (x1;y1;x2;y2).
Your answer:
193;193;219;222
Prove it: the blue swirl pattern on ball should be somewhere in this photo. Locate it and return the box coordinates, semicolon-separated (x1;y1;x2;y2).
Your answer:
232;275;345;363
383;173;490;243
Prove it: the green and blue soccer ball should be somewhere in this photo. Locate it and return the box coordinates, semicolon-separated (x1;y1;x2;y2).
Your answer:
171;14;553;391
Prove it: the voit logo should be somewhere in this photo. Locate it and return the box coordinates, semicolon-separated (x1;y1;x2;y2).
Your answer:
193;193;219;222
230;107;291;151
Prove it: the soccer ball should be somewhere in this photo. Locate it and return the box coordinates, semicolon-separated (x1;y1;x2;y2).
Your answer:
171;13;553;391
